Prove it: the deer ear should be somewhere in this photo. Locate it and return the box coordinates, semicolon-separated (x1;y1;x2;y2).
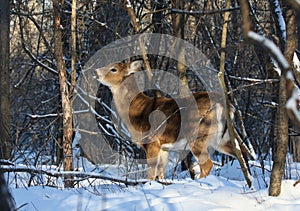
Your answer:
126;60;143;75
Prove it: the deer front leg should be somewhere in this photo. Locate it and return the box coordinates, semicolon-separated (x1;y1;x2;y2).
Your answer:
145;141;169;180
146;159;157;180
156;149;169;179
145;141;161;180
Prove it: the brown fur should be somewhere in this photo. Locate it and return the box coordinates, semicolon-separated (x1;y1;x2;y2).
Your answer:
95;61;238;180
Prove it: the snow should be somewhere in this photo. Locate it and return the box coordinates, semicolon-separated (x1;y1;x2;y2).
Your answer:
285;86;300;122
285;68;300;124
11;176;300;211
8;160;300;211
294;52;300;73
272;0;286;43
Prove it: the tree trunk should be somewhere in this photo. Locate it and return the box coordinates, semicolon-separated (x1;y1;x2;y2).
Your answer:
0;0;11;160
0;173;15;211
269;7;296;196
172;0;187;91
269;71;289;196
70;0;77;96
56;114;63;166
292;135;300;162
0;1;14;207
53;0;74;188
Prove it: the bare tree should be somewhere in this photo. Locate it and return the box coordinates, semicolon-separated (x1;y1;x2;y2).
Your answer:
269;3;297;197
0;0;11;159
239;0;299;196
53;0;74;188
0;1;15;210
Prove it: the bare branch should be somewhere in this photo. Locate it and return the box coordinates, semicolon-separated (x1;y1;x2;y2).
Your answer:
287;0;300;10
169;7;240;16
293;179;300;186
124;1;152;80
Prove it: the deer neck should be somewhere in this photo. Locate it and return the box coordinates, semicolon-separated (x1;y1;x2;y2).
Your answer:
111;85;152;136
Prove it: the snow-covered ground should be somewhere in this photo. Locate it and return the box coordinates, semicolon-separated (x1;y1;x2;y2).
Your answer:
12;176;300;211
9;159;300;211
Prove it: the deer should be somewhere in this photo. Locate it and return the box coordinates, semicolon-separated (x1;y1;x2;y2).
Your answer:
94;60;247;180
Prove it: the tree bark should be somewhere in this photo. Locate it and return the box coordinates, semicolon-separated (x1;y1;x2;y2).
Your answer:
172;0;187;89
0;1;15;209
0;0;11;159
53;0;74;188
269;70;289;196
0;173;15;211
70;0;77;96
269;8;296;197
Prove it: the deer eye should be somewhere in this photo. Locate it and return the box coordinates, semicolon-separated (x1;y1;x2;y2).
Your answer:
110;68;117;73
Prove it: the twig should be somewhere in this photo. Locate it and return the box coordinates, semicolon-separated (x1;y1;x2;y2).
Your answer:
15;203;29;211
293;179;300;186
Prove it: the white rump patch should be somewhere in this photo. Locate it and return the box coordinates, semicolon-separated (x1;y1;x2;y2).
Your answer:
161;138;189;151
216;103;223;133
216;103;224;144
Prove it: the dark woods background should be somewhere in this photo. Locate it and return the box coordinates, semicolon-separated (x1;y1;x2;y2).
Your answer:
0;0;299;193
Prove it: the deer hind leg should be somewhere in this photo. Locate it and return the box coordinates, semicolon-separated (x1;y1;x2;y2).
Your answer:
197;151;213;178
219;140;236;157
145;141;168;180
190;140;213;178
219;139;250;170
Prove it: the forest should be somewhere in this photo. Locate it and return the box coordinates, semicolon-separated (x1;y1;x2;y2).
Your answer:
1;0;300;210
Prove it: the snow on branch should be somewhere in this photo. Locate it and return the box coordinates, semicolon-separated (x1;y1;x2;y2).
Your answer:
169;7;240;16
0;159;14;166
270;0;286;47
227;75;279;83
247;31;290;72
27;113;61;119
285;71;300;129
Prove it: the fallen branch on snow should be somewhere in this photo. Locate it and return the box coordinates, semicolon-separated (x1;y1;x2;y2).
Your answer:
0;165;148;186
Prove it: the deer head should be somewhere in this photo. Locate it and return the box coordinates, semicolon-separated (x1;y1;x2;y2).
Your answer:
94;60;143;89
